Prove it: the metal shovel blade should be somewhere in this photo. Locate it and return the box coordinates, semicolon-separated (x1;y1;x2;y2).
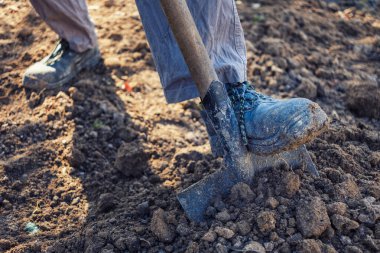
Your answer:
177;144;317;222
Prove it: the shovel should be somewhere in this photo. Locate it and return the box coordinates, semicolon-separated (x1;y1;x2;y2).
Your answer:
160;0;318;222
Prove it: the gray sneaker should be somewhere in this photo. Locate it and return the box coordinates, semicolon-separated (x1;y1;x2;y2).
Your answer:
22;39;100;90
202;81;329;156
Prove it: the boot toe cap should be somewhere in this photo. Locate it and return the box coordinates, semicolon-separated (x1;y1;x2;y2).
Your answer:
246;98;329;155
22;62;58;89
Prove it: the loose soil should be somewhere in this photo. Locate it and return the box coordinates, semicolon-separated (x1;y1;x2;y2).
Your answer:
0;0;379;252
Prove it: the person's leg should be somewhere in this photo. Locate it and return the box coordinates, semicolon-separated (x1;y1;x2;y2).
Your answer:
136;0;246;104
23;0;100;89
136;0;328;156
29;0;97;52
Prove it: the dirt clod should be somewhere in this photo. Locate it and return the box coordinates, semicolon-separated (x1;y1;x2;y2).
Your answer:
114;141;148;177
266;196;280;209
297;239;322;253
215;209;231;222
150;208;175;243
331;214;359;233
237;220;251;236
347;83;380;119
256;211;276;233
296;197;330;237
327;202;348;216
229;182;255;205
295;78;318;99
278;172;301;197
201;231;217;242
336;177;361;200
243;241;266;253
214;227;235;239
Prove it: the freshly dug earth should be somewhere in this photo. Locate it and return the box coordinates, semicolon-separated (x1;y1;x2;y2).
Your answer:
0;0;379;252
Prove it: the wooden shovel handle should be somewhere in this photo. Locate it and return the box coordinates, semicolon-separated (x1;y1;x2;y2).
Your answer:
160;0;218;99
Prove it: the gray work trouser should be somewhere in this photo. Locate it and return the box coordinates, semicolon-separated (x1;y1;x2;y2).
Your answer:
29;0;247;103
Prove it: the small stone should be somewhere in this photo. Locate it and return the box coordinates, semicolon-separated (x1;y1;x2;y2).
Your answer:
214;227;235;239
97;193;117;213
236;220;251;236
215;210;231;222
296;197;330;237
265;197;279;209
229;182;255;204
331;214;359;233
150;208;175;243
201;231;216;242
243;241;265;253
256;211;276;233
327;202;347;216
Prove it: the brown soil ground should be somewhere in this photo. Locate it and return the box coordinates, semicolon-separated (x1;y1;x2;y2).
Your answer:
0;0;379;252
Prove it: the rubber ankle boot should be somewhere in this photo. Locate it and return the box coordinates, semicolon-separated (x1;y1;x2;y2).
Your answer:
226;81;328;155
22;39;100;90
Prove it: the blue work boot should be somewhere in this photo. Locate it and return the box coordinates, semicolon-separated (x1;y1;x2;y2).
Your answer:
202;82;328;156
22;39;100;90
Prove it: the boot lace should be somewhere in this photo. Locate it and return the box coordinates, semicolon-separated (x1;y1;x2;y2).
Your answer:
226;81;269;145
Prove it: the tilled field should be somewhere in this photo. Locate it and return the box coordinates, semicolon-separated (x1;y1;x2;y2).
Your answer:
0;0;379;252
